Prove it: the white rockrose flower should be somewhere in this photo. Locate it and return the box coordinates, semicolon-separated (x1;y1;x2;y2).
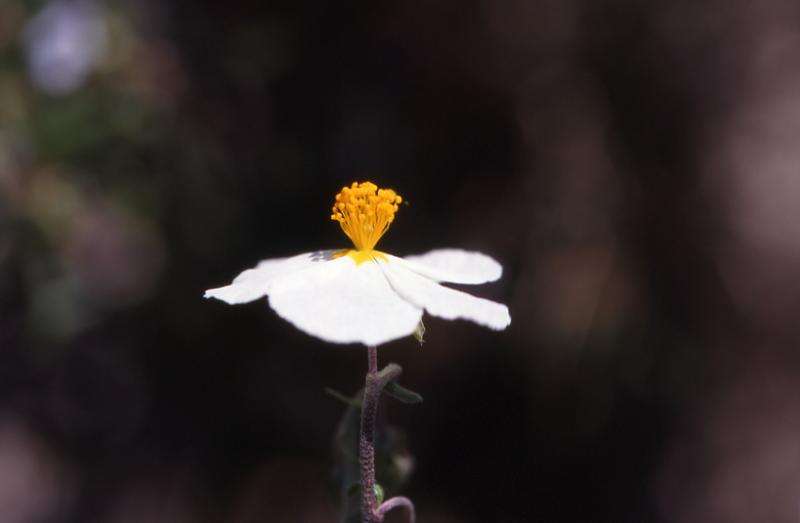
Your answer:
204;182;510;345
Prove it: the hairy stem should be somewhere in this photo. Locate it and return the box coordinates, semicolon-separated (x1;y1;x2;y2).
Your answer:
359;346;416;522
359;346;380;523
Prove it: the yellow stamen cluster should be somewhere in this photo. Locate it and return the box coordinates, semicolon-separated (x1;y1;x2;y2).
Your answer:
330;181;402;251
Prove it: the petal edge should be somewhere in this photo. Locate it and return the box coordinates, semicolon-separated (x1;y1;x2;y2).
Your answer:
204;250;337;305
392;249;503;285
379;259;511;331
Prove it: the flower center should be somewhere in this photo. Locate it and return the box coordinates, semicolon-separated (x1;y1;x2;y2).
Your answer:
330;181;402;252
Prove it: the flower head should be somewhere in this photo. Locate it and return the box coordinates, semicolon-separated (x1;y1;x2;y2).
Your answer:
205;182;511;346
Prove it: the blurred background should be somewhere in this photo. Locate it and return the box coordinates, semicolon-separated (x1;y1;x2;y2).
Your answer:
2;0;800;521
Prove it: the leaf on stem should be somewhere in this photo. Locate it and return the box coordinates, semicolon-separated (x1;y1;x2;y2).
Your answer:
376;363;403;383
374;483;385;505
384;380;424;404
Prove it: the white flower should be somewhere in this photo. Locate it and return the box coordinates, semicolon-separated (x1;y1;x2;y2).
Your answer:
204;182;511;346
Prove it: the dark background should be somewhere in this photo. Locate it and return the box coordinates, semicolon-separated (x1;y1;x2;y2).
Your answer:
2;0;800;521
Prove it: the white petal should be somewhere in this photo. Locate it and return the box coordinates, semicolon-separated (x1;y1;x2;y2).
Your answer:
204;250;337;305
267;256;423;345
378;258;511;330
391;249;503;284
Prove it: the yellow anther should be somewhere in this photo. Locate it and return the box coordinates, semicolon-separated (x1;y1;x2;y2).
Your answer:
330;181;403;252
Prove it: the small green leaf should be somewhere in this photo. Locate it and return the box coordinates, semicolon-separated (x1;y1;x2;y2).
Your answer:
413;320;425;346
374;483;385;505
384;380;423;404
